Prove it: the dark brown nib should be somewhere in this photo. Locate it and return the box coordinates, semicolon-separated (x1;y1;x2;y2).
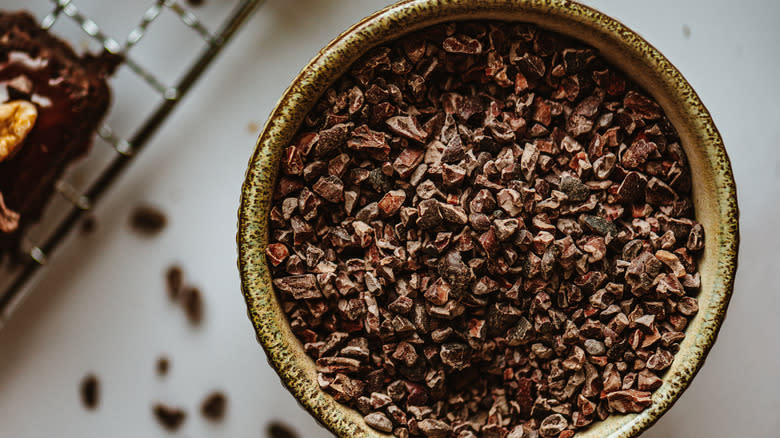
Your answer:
153;403;187;431
129;205;167;235
156;356;170;376
80;374;99;410
268;20;704;437
164;265;206;325
200;391;227;421
266;421;299;438
182;286;203;325
166;265;183;300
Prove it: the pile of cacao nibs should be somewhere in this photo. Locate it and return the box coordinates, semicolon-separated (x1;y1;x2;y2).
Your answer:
267;21;704;438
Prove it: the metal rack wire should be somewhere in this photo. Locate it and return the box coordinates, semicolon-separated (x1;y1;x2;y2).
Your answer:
0;0;264;329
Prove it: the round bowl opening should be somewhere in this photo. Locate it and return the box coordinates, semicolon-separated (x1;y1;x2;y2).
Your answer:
238;1;738;437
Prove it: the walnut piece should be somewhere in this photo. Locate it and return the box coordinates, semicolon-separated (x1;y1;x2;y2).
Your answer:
0;100;38;162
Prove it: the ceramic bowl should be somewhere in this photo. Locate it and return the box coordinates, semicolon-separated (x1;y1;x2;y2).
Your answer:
238;1;739;436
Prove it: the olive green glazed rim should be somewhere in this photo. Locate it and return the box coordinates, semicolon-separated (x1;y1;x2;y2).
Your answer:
238;1;739;437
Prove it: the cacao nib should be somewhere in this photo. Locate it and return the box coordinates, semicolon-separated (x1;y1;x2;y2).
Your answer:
80;374;100;410
200;391;227;422
386;115;428;142
153;403;187;431
268;20;703;438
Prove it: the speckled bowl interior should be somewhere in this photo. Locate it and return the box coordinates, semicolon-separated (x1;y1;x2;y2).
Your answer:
238;1;739;436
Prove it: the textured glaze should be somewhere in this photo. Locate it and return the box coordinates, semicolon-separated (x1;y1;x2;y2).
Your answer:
237;1;739;437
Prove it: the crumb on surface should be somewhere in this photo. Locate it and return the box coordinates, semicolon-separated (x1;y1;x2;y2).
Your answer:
182;286;203;325
200;391;227;421
266;421;299;438
165;265;183;300
129;205;167;236
156;356;170;376
80;373;99;410
153;403;187;431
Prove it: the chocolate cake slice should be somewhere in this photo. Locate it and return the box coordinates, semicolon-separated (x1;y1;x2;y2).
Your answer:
0;11;118;258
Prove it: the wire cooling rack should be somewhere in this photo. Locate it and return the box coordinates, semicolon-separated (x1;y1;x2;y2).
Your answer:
0;0;264;329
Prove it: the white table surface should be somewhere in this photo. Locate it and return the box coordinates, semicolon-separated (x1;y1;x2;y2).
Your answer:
1;0;778;436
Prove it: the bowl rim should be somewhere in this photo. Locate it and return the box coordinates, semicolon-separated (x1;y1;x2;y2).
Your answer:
238;1;739;437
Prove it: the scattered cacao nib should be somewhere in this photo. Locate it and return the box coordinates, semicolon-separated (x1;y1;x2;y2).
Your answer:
182;286;204;325
200;391;227;422
129;205;167;236
80;374;99;410
269;20;703;438
266;421;299;438
156;356;170;376
165;265;184;300
165;267;207;325
153;403;187;431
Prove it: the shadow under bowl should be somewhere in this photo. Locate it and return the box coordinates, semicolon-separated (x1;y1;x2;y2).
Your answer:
238;1;739;436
